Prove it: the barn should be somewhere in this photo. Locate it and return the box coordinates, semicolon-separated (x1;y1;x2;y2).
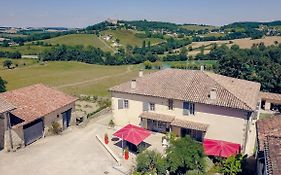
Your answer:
0;84;77;150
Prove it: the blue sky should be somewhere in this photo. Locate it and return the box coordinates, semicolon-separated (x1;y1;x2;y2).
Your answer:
1;0;280;27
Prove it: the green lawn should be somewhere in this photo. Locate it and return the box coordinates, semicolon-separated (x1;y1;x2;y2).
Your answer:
0;60;141;96
43;34;113;52
101;29;165;47
163;60;217;67
0;45;51;55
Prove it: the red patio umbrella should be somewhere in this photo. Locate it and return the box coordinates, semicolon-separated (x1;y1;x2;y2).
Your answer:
203;139;240;158
113;124;151;145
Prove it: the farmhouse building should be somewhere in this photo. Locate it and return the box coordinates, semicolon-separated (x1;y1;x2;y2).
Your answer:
0;84;77;151
109;69;261;154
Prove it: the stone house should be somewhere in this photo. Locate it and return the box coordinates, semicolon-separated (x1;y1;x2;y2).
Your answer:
0;84;77;151
109;69;261;154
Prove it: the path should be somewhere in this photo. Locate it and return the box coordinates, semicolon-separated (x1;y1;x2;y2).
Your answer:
98;37;116;52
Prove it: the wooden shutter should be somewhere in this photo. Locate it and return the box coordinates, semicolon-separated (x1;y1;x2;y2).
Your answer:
118;99;124;109
143;102;149;111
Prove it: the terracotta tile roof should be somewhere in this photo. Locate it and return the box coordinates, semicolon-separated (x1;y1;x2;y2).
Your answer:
256;115;281;151
264;136;281;175
140;112;175;123
0;84;77;125
171;118;209;132
109;69;261;111
0;98;15;114
260;92;281;102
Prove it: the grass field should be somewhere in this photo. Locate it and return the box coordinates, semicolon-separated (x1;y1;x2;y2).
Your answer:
43;34;113;52
0;58;37;69
189;36;281;51
0;45;51;55
180;24;218;31
101;29;165;47
0;60;141;96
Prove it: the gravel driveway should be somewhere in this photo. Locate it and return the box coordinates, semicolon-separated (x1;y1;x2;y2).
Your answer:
0;114;127;175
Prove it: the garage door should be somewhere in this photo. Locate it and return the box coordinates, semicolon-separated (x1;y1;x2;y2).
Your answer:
23;119;43;145
0;116;4;150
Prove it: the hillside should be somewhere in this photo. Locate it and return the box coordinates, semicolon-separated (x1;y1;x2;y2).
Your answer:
101;29;165;47
43;34;113;52
0;60;140;96
180;24;218;31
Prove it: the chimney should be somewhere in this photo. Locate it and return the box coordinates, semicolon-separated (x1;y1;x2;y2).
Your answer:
131;80;136;89
200;65;204;71
210;88;217;100
139;69;143;77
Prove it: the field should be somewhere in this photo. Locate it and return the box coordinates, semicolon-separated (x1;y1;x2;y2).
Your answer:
180;24;218;31
43;34;113;52
0;58;37;69
0;45;51;55
190;36;281;50
0;60;141;96
101;29;165;47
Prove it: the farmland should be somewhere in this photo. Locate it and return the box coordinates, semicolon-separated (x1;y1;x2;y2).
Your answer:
189;36;281;50
0;60;141;96
0;45;51;55
180;24;218;31
101;29;165;47
43;34;113;52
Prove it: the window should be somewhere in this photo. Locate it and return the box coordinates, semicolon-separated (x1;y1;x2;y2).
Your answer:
149;103;155;111
168;99;173;110
124;100;129;108
118;99;129;109
183;101;195;115
143;102;149;111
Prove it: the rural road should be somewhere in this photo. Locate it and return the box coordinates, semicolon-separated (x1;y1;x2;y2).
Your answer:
55;65;134;89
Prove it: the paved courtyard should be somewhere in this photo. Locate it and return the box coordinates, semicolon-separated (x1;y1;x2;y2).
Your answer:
0;114;129;175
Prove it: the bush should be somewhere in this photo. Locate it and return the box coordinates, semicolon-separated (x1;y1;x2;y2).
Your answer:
108;119;115;128
135;150;167;175
49;121;62;135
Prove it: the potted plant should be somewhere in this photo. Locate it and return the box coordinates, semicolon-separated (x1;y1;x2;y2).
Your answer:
104;133;109;144
108;119;115;128
124;148;129;160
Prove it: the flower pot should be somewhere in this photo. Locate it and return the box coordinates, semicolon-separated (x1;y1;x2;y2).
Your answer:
104;135;109;144
124;151;129;160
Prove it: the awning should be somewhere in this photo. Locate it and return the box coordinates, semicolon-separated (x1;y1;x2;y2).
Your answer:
171;118;208;132
113;124;151;145
140;112;175;123
203;139;240;158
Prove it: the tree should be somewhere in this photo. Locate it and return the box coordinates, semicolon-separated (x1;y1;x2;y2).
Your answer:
0;77;7;92
220;154;243;175
166;136;205;174
135;150;166;175
3;60;13;69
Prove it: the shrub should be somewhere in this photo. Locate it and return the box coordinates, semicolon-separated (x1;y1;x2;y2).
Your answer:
108;119;115;128
49;121;62;135
135;150;167;175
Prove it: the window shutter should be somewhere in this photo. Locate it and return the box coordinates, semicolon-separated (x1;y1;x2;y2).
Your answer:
143;102;149;111
183;102;190;115
118;99;124;109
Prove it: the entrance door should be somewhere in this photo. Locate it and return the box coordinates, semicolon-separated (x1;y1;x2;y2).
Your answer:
62;109;72;129
23;118;44;145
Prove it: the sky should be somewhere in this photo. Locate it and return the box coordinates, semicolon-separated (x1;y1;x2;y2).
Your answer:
1;0;281;28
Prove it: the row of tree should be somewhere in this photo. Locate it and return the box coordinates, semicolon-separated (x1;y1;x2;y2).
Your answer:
0;51;21;59
208;44;281;94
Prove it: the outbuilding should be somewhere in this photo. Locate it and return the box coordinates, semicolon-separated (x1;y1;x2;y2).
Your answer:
0;84;77;150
